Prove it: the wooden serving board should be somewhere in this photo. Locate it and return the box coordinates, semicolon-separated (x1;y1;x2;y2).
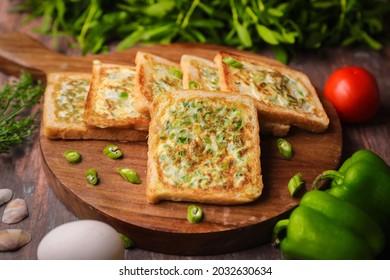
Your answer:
0;33;342;255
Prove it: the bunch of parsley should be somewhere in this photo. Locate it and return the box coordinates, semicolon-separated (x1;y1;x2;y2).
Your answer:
13;0;390;62
0;72;44;153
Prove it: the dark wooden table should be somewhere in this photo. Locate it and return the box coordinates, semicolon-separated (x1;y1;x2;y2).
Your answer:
0;1;389;260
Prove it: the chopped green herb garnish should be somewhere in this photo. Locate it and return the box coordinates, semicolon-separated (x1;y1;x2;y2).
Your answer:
117;167;142;184
119;92;128;99
178;136;189;144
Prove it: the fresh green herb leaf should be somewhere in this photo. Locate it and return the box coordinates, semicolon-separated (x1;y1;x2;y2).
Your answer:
256;24;279;45
14;0;390;62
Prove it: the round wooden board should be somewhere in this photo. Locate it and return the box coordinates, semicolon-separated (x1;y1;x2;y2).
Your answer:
1;35;341;255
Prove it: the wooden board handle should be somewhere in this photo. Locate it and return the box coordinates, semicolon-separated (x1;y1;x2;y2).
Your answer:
0;32;92;80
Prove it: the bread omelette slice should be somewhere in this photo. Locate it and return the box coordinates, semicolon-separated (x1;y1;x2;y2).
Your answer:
146;89;263;205
180;54;290;137
134;51;183;115
42;72;148;141
84;60;150;131
215;51;330;133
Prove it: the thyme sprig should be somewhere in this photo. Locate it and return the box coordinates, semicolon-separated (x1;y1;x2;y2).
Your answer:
0;72;44;153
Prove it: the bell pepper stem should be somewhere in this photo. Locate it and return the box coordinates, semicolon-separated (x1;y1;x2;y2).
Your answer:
312;170;344;189
272;219;289;247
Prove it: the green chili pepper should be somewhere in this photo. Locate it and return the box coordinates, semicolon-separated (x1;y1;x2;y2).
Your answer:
187;205;203;223
272;190;385;259
232;117;243;131
222;57;243;68
169;67;182;79
188;81;200;89
117;167;142;184
64;150;82;163
119;233;134;249
276;138;293;159
103;144;123;159
288;173;304;196
119;92;128;99
85;168;98;185
313;149;390;239
178;136;189;144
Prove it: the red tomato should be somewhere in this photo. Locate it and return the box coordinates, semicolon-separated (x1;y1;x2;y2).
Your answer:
324;66;380;123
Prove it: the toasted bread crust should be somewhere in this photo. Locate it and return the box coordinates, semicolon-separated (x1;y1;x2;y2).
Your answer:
215;51;329;133
43;125;148;141
147;89;263;205
42;72;148;141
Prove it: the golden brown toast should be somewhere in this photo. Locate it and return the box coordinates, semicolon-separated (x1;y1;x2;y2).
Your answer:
214;51;329;133
180;54;290;136
180;55;220;91
42;72;147;141
147;89;263;205
84;60;150;131
134;51;183;115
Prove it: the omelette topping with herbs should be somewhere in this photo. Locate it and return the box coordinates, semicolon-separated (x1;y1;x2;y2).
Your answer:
227;60;315;114
55;77;90;123
151;64;183;97
157;98;256;190
94;67;144;119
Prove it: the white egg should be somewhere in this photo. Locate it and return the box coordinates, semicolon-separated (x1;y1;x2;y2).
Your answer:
37;220;125;260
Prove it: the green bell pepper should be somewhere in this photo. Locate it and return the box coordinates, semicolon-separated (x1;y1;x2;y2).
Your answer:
272;190;385;260
313;149;390;238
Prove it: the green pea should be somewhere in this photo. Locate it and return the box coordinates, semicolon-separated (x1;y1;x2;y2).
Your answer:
187;205;203;223
103;144;123;159
64;150;82;163
85;168;98;185
117;167;142;184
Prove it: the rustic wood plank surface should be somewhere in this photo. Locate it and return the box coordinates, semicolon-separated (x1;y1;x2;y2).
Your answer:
0;1;389;260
